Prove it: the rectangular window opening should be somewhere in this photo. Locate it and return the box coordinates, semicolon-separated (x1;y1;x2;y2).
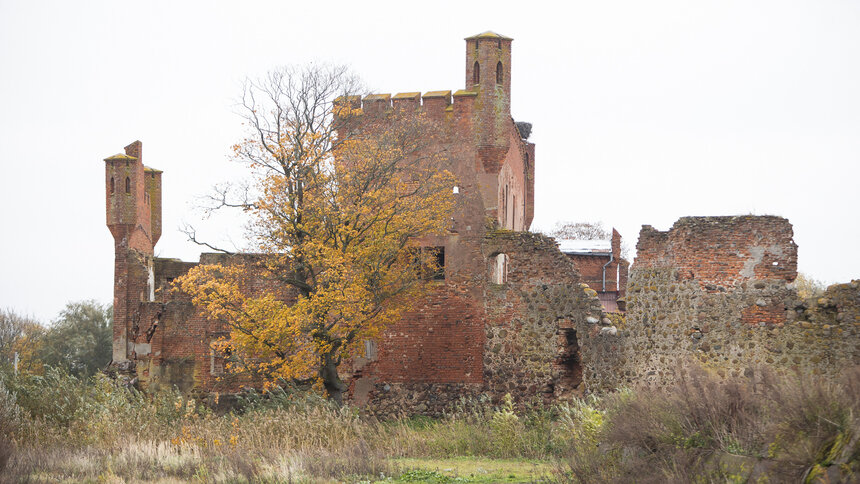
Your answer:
431;246;445;280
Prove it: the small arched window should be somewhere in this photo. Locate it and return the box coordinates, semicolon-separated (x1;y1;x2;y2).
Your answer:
125;177;131;194
110;177;115;194
491;253;509;284
496;61;503;84
473;61;480;85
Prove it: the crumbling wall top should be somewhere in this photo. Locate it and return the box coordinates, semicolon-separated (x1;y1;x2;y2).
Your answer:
634;215;797;288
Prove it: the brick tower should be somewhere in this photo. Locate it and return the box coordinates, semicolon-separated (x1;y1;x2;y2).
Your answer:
465;31;513;173
104;140;162;363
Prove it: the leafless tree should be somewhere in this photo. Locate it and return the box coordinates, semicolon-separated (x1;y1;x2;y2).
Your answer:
183;64;365;253
548;221;611;240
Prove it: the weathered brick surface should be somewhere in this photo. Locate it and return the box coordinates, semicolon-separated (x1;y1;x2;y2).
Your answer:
636;216;797;289
364;287;484;385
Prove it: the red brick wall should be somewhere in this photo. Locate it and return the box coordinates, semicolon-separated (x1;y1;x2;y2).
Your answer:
741;302;786;326
634;216;797;289
567;254;613;291
365;287;484;384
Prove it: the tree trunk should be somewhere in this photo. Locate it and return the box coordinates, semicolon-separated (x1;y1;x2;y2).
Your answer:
321;354;347;405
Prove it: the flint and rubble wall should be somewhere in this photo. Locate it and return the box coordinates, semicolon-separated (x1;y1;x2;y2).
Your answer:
621;216;860;388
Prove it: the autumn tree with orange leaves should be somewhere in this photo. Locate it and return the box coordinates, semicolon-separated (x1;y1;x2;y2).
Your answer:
177;65;456;403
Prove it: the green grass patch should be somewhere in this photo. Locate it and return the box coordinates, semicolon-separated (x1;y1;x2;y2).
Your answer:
387;457;551;483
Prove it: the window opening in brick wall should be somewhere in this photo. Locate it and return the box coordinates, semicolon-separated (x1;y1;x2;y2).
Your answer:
491;253;508;284
364;340;377;360
411;246;446;280
210;348;223;375
473;61;480;85
110;177;115;194
496;61;503;84
125;177;130;193
430;246;445;280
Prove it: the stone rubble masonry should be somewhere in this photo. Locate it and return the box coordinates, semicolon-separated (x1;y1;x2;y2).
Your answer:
618;216;860;389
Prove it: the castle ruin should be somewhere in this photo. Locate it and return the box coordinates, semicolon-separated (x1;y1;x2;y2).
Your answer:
104;32;860;414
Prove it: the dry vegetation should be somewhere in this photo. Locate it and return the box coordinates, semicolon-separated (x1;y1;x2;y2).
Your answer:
1;365;858;483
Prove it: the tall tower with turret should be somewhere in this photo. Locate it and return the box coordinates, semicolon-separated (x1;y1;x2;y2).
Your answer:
104;140;162;363
465;31;513;173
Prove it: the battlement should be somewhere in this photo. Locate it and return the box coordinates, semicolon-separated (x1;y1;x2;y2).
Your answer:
338;90;481;123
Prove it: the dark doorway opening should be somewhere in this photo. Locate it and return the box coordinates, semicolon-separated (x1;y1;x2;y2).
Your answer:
558;328;582;388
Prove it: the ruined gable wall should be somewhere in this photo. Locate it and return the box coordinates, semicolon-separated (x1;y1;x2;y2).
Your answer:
623;216;860;387
481;231;624;400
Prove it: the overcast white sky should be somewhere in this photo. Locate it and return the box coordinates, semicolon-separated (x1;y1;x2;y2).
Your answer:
1;0;858;322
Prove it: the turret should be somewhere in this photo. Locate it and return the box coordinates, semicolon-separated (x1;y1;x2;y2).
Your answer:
465;31;513;173
104;141;161;362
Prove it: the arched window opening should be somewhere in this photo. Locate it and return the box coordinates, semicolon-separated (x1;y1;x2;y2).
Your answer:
496;61;503;84
491;253;509;284
125;177;130;194
473;61;480;85
110;177;115;194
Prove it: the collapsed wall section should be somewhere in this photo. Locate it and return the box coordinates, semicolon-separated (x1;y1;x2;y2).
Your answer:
624;216;859;387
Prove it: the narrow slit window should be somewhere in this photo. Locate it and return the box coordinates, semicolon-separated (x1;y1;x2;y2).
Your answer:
110;177;115;194
473;61;480;85
496;61;503;84
125;177;130;193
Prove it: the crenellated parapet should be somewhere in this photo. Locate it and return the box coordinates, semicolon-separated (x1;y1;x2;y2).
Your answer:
337;89;481;126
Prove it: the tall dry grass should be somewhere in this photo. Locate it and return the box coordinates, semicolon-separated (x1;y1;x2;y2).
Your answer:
557;366;860;483
4;365;857;482
0;369;588;482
